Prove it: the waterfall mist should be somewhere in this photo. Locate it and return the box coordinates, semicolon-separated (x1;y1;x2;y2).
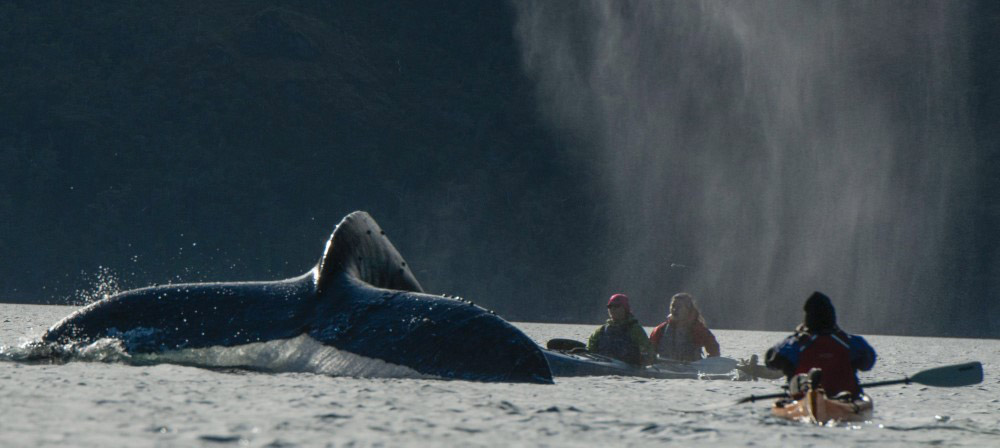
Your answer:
513;1;978;335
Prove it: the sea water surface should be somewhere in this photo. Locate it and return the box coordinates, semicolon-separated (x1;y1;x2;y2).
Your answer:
1;303;997;447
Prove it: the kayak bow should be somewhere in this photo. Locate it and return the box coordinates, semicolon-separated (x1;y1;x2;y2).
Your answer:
771;389;873;425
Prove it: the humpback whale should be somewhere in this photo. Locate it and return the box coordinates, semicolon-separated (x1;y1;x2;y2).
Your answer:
43;212;553;383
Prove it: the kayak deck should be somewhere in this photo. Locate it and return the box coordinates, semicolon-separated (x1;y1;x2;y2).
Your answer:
542;348;746;380
771;389;873;424
539;339;782;381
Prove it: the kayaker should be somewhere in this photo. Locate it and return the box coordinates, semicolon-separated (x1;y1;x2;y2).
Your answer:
648;292;720;362
587;294;654;366
764;291;877;399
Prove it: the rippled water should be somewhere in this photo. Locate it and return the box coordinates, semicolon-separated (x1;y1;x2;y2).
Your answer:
1;304;997;446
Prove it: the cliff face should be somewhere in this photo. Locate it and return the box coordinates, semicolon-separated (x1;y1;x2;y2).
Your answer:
0;1;601;320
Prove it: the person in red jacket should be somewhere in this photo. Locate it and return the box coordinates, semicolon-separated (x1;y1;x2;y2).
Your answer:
764;291;877;399
649;293;720;362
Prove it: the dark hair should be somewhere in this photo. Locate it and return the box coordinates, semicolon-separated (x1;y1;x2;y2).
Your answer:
803;291;837;332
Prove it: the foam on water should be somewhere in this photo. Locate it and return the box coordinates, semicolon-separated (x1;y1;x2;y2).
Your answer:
0;337;133;364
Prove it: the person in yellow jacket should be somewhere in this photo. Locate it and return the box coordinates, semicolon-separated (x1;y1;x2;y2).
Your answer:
587;294;654;366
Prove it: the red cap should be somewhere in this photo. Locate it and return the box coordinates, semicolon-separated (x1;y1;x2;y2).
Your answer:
607;293;630;313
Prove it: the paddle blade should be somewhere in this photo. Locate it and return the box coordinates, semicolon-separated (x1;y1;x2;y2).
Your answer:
910;362;983;387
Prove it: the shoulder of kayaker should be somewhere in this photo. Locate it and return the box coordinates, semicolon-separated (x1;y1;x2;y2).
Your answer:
764;333;800;377
767;332;802;358
692;320;721;357
587;323;607;352
627;317;655;364
626;317;651;344
846;333;876;371
648;321;668;348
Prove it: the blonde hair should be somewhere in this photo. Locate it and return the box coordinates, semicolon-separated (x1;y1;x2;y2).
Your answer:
670;292;707;326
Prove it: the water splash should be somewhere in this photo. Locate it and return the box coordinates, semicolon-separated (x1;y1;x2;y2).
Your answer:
513;1;975;334
73;266;123;306
0;338;131;364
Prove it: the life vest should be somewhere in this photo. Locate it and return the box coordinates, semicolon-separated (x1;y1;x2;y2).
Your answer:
794;331;861;397
594;322;641;365
655;323;703;362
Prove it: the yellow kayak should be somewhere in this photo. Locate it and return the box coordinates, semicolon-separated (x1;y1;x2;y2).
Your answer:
771;388;873;424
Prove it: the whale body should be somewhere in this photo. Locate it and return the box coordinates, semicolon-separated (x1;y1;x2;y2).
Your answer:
43;211;553;383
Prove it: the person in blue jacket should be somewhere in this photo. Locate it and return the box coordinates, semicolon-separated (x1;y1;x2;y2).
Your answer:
765;291;876;398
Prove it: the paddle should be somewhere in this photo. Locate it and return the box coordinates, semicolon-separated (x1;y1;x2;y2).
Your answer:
863;361;983;388
673;361;984;413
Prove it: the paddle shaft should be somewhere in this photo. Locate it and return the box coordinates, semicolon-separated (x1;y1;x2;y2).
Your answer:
739;392;789;404
675;361;982;413
860;378;910;388
736;377;924;406
740;361;982;404
740;377;910;403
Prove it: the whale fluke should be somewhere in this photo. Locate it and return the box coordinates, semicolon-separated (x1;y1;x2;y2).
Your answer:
43;211;553;383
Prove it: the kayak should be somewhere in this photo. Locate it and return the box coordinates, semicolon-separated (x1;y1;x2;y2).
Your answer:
542;347;745;380
540;339;777;380
771;388;873;424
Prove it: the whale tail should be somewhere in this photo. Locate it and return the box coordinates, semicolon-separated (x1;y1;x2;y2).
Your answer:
315;211;423;294
310;211;553;383
43;211;553;383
